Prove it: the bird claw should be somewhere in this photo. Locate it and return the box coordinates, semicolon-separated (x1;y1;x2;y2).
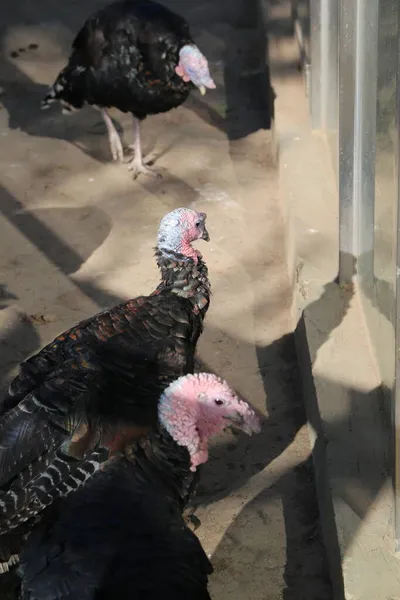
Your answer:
127;159;162;179
183;512;201;532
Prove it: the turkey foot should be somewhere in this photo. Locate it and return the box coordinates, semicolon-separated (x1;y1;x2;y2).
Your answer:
101;108;124;162
129;115;162;179
183;511;201;532
127;156;161;179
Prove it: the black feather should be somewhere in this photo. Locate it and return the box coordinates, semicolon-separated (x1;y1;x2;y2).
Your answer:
19;427;213;600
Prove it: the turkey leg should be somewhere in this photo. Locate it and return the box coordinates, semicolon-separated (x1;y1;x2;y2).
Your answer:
101;108;124;162
128;116;161;179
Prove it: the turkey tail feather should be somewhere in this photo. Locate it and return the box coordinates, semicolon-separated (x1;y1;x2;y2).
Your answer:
41;63;86;113
0;449;108;532
41;70;68;110
0;450;57;530
0;396;66;487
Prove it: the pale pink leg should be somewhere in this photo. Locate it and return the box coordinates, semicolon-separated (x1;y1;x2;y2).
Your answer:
127;116;161;179
101;108;124;162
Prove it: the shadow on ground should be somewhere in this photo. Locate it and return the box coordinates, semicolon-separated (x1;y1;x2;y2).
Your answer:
201;275;389;600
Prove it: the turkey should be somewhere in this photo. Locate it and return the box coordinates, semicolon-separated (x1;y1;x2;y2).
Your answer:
41;0;216;178
18;372;260;600
0;207;211;565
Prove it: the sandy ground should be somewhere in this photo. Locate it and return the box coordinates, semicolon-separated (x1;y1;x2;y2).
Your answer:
0;0;332;597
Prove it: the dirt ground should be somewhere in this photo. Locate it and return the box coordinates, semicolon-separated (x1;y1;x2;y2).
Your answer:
0;0;332;597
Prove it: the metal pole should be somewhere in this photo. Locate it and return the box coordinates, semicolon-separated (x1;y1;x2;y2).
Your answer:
309;0;323;127
338;0;378;284
393;19;400;551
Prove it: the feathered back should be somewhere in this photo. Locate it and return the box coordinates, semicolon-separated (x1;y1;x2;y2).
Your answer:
74;0;193;73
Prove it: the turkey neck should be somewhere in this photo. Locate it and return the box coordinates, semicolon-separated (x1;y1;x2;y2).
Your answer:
153;248;211;316
124;426;195;509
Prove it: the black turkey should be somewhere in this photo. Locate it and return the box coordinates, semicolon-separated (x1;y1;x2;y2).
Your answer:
0;207;210;570
18;372;260;600
42;0;216;178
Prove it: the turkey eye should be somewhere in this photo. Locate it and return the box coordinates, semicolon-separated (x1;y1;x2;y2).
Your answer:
214;399;224;406
195;220;201;227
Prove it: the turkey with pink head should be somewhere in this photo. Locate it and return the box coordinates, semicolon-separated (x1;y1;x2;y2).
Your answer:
19;373;260;600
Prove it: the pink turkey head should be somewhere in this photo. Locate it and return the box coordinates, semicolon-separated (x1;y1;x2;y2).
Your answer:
157;207;209;262
158;373;261;471
176;45;216;95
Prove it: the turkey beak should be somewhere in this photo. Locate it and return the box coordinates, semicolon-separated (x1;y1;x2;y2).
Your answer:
201;225;210;242
224;412;260;436
224;413;247;434
199;85;206;96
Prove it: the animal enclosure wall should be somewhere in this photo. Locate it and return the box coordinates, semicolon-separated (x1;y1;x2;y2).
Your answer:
294;0;400;550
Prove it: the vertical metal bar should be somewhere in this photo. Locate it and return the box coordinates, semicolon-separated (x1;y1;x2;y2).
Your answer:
309;0;333;130
338;0;357;280
393;19;400;551
309;0;322;127
338;0;378;283
324;0;339;177
319;0;330;128
355;0;378;282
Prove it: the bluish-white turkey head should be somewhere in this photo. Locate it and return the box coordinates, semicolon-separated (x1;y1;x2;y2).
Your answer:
157;207;209;262
175;45;216;95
